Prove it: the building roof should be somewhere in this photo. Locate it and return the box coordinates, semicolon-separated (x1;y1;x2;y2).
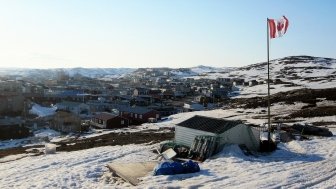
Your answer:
135;87;150;92
56;101;87;108
94;112;118;120
0;117;23;126
176;115;242;134
113;104;154;114
59;90;85;97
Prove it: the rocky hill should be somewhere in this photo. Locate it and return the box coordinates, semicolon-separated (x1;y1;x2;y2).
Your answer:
199;55;335;86
1;56;335;89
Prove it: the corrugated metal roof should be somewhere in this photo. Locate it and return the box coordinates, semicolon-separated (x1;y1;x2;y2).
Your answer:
177;115;242;134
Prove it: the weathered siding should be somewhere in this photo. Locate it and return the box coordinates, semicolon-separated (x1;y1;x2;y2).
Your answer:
106;117;127;129
174;126;216;147
218;124;260;151
91;117;127;129
251;127;260;144
51;112;81;133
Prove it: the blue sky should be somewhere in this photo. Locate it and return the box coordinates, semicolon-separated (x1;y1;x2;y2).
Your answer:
0;0;335;68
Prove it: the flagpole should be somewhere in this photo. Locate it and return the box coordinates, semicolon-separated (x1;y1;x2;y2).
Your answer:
267;18;271;141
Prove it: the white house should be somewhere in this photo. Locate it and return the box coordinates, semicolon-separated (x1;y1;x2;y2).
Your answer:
175;115;260;152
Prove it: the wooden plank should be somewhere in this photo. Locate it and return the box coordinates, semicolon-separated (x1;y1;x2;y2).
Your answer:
107;161;158;186
173;157;203;164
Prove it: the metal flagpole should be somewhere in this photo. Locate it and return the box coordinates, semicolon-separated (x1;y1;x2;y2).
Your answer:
267;18;271;141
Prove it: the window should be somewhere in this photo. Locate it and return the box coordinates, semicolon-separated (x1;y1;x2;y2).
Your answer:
139;114;142;119
121;120;124;125
135;113;137;118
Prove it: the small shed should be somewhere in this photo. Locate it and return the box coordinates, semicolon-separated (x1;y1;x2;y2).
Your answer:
175;115;260;152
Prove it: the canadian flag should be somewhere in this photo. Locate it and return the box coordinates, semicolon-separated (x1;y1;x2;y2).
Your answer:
268;16;289;38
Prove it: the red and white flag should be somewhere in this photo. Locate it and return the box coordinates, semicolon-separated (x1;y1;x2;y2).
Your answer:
268;16;289;39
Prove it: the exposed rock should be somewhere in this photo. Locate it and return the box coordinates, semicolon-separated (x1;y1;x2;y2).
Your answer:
291;124;333;137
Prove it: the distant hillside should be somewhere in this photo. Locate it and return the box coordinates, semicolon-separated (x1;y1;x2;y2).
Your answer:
0;67;136;80
1;56;335;87
191;55;336;89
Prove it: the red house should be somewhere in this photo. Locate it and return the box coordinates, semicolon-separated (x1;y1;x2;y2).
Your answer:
117;105;160;125
91;112;128;129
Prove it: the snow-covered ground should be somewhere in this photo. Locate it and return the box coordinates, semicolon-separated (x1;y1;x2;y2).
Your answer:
0;110;335;188
29;104;57;117
0;144;154;188
1;56;335;188
0;129;61;150
1;105;335;188
3;101;335;150
189;56;336;98
141;135;336;188
0;131;335;188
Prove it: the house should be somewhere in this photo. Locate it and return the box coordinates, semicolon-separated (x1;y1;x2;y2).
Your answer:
0;117;31;140
249;80;259;87
55;101;90;117
51;111;81;133
0;80;23;93
216;77;231;84
43;89;88;103
183;102;206;111
232;78;245;86
273;78;283;84
116;105;160;125
211;88;229;99
87;100;113;113
0;94;24;115
175;115;260;152
0;81;25;115
174;91;186;98
133;87;150;96
198;87;211;95
173;84;191;94
155;77;168;86
150;105;180;117
91;112;128;129
148;89;162;98
161;89;175;99
136;95;154;106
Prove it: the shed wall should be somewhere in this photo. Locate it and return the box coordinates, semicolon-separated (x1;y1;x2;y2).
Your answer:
218;124;260;151
174;126;216;147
